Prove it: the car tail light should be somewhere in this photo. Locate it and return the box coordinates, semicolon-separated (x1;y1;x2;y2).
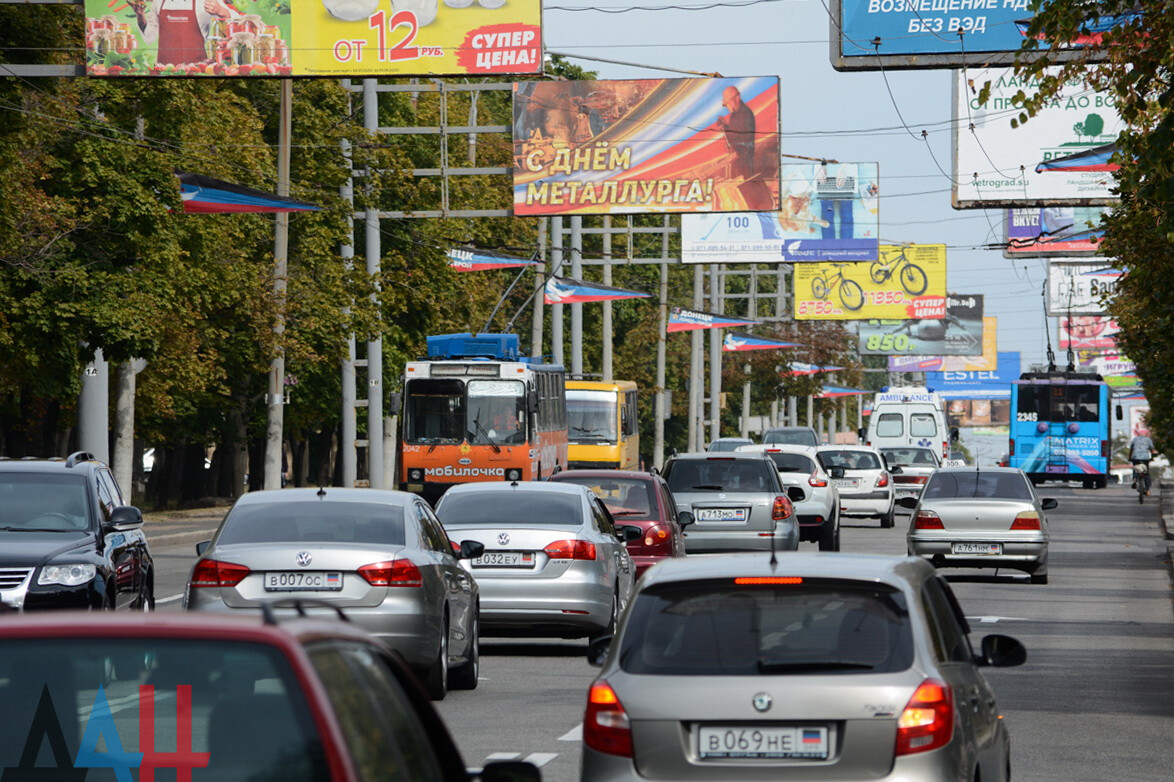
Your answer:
189;559;250;588
1010;511;1042;531
584;681;633;757
808;471;828;488
894;475;928;485
641;524;671;549
359;559;423;587
913;510;944;530
876;471;890;488
544;540;597;560
942;442;949;459
771;496;793;521
734;576;802;585
895;679;954;756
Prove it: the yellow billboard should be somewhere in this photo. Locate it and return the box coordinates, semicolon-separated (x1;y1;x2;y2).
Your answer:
793;244;946;320
84;0;541;77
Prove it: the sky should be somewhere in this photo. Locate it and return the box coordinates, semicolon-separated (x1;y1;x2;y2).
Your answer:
539;0;1058;371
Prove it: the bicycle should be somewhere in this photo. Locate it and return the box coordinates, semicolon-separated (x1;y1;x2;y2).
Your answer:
1132;461;1150;504
810;263;865;311
869;247;929;296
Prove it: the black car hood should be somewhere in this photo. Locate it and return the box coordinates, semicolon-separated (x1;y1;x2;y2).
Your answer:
0;532;95;566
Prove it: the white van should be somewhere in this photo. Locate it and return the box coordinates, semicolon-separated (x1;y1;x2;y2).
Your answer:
864;386;951;461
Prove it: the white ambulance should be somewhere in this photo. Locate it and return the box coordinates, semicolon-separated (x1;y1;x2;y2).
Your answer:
864;386;952;461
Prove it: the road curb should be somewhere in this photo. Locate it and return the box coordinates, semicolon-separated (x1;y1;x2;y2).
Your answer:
1160;480;1174;541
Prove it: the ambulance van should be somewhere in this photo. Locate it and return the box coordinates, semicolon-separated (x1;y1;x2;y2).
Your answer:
863;386;951;461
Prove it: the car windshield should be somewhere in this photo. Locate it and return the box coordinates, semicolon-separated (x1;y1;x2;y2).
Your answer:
437;491;584;527
0;474;91;532
665;459;774;493
217;502;406;546
881;448;938;467
923;472;1033;500
555;477;658;521
0;638;328;779
762;430;817;446
763;452;817;474
819;450;882;471
618;580;914;676
566;390;618;444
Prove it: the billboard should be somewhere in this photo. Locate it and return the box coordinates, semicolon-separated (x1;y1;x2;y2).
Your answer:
953;67;1123;208
925;352;1021;400
1060;316;1119;350
512;77;780;216
860;294;983;356
83;0;541;77
1130;406;1150;439
1005;207;1107;256
830;1;1122;71
947;399;1011;428
681;162;880;263
1046;261;1121;316
886;317;999;372
1076;349;1136;387
793;245;946;321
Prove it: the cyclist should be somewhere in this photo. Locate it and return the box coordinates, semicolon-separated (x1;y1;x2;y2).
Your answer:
1130;432;1155;495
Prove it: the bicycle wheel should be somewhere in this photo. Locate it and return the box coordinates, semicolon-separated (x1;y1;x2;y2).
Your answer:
869;260;889;284
899;263;929;296
839;279;865;311
812;276;829;300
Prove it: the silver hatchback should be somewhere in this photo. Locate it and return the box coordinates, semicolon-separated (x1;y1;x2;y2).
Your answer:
582;553;1026;782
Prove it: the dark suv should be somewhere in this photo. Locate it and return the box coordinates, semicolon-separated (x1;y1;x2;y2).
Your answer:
0;451;153;611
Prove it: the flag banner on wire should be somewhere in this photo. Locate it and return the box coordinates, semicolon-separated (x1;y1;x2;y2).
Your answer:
543;276;650;304
447;249;539;272
785;362;843;376
177;172;321;213
668;307;760;333
816;386;870;398
1035;142;1120;173
722;332;802;352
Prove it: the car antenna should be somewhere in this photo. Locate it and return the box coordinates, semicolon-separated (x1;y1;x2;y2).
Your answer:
317;486;327;498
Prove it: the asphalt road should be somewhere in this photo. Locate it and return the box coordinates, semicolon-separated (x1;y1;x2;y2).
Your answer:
146;484;1174;782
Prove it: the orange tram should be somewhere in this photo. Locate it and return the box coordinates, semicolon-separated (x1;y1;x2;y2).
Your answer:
400;333;568;504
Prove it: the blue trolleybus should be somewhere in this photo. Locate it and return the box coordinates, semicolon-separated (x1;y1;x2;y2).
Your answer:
1010;371;1111;488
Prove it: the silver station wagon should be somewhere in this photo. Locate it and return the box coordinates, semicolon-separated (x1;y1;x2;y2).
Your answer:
582;553;1026;782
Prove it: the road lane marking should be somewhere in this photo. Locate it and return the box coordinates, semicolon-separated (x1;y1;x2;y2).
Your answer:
485;753;520;761
523;754;558;767
558;725;582;741
157;594;184;604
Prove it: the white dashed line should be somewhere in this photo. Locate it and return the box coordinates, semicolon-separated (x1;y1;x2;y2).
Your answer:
523;753;559;768
558;725;582;742
485;753;521;761
156;594;184;604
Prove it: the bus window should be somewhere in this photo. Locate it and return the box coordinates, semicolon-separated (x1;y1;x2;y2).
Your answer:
1069;385;1100;422
467;380;526;445
875;414;903;437
567;390;619;444
404;379;465;444
910;413;937;437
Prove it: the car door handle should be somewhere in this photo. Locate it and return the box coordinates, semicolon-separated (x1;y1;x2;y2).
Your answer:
968;694;981;712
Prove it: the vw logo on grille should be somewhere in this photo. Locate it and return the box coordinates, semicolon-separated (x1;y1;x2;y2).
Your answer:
295;551;313;567
497;532;510;546
752;692;772;713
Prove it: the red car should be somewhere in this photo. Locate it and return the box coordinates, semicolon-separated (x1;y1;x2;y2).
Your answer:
550;470;690;579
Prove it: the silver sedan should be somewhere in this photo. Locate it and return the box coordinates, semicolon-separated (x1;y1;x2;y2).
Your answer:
184;488;481;700
434;481;637;640
901;467;1053;584
582;553;1027;782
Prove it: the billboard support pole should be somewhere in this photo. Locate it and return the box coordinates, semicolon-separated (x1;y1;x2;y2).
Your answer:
708;264;722;444
741;264;758;438
340;88;357;488
571;215;584;377
689;265;703;452
264;78;292;491
551;217;564;367
602;216;613;382
363;79;384;489
653;217;669;469
532;218;547;359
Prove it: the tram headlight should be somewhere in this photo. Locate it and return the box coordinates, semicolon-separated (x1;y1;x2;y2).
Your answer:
505;469;522;481
408;468;424;482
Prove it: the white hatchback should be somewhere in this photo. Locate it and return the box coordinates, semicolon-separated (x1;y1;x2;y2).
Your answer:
737;444;841;550
816;445;896;528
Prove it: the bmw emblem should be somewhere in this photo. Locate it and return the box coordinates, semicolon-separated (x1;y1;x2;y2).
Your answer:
752;692;772;713
295;551;312;567
497;532;510;546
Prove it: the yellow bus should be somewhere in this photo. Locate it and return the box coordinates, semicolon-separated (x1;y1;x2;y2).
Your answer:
565;380;640;470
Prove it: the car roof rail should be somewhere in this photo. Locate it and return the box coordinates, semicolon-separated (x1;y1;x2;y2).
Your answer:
65;451;97;468
260;598;351;625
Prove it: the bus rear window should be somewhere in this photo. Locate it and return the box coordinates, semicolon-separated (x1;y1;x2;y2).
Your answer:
1017;384;1101;423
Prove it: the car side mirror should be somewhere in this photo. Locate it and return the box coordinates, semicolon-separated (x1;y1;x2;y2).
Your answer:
977;634;1027;667
459;540;486;560
1040;498;1058;511
786;486;806;504
1115;404;1123;421
617;525;642;543
677;510;695;527
889;465;903;474
950;428;960;442
480;760;542;782
195;539;211;557
896;496;918;510
828;466;846;480
857;427;866;441
105;505;144;532
587;635;612;667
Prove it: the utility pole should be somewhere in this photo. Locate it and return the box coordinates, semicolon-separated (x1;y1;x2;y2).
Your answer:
263;79;292;491
708;264;722;444
653;216;670;468
601;216;613;381
688;264;703;452
570;215;583;377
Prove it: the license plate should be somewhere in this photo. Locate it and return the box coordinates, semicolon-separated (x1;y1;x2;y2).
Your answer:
833;479;859;489
471;551;535;568
897;487;920;496
698;726;828;760
952;542;1002;555
264;571;343;592
696;508;747;522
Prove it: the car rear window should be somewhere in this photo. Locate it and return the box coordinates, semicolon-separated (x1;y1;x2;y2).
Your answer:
762;429;818;447
554;476;658;521
881;448;938;467
923;472;1033;500
436;491;584;527
764;452;817;474
819;450;882;470
0;638;328;779
708;439;751;452
664;459;776;493
618;580;914;676
218;502;406;546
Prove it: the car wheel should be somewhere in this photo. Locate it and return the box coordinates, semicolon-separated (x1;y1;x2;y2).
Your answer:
818;516;840;551
424;616;449;701
880;507;895;529
449;608;480;691
1030;572;1049;585
139;572;155;612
